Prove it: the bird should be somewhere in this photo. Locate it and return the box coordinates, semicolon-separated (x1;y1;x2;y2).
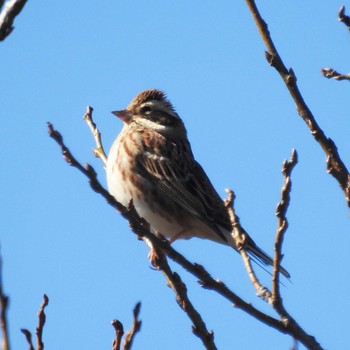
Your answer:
106;89;289;278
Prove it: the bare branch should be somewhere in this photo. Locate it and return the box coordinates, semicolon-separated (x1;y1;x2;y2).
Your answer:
111;320;124;350
149;244;217;350
321;67;350;81
0;254;10;350
339;5;350;30
269;150;314;350
245;0;350;207
48;121;218;348
47;122;126;214
0;0;27;41
83;106;108;166
21;295;49;350
20;329;34;350
224;189;272;304
36;295;49;350
123;302;142;350
48;119;324;349
272;150;298;311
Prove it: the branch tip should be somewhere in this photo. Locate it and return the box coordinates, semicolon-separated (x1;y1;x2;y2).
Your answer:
338;5;350;30
111;319;124;333
321;67;350;81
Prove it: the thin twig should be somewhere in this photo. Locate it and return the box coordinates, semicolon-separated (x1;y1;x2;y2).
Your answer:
272;150;298;311
83;106;108;166
20;295;49;350
123;302;142;350
0;0;28;41
0;254;10;350
245;0;350;207
270;150;301;349
48;121;323;349
321;68;350;81
224;189;272;303
20;329;34;350
111;320;124;350
339;5;350;30
36;295;49;350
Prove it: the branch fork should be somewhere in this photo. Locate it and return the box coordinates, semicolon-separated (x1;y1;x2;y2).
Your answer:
48;104;322;349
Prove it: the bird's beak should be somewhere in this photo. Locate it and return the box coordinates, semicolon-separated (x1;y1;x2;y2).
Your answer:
112;110;133;123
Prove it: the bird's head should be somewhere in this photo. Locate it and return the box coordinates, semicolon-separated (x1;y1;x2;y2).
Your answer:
112;89;186;135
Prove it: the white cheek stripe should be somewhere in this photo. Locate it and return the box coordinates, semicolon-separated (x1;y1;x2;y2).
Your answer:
135;117;169;132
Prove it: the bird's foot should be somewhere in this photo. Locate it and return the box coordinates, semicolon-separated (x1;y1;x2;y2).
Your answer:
148;247;165;269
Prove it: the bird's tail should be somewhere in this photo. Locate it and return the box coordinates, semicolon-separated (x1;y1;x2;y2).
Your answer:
246;238;290;278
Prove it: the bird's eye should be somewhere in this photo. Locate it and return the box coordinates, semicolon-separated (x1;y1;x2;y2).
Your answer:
141;106;152;115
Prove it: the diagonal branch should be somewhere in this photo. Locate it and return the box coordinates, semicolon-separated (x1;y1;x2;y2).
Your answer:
245;0;350;207
148;243;217;350
48;119;323;349
49;122;217;349
0;0;27;41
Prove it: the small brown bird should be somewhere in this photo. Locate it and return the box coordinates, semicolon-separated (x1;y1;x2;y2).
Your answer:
106;89;289;277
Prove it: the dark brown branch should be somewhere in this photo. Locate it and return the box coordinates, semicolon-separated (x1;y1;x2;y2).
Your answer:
339;5;350;30
36;295;49;350
149;245;217;350
272;150;297;313
268;150;322;349
48;121;323;349
321;68;350;81
123;302;142;350
111;320;124;350
245;0;350;207
0;0;28;41
0;254;10;350
48;123;218;349
20;330;34;350
21;295;49;350
48;122;279;326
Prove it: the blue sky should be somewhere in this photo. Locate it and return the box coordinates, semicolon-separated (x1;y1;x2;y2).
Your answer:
1;1;349;349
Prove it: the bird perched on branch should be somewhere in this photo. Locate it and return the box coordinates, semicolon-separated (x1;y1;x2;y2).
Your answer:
106;89;289;278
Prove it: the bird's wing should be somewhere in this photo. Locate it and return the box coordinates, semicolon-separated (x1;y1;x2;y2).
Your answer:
136;136;231;242
136;133;291;277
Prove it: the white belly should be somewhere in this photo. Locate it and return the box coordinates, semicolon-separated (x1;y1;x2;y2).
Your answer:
106;138;187;239
106;135;228;244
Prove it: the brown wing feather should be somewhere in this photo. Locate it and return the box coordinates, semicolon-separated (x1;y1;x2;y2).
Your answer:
136;132;230;242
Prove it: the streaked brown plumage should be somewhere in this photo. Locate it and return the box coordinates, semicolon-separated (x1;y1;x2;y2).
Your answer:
106;89;289;278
